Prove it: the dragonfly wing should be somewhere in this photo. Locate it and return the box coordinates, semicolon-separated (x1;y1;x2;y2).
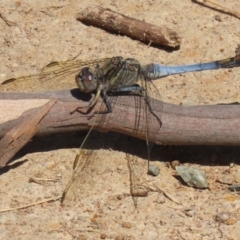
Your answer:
62;130;123;204
139;69;163;129
0;58;110;92
62;149;99;202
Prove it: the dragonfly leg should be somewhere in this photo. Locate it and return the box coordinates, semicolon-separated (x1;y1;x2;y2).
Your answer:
88;89;101;108
110;85;162;127
144;95;162;128
70;88;103;115
92;90;112;115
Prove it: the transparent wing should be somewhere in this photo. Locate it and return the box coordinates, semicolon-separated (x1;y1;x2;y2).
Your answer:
62;135;149;206
139;68;163;130
61;57;161;205
0;58;110;92
61;96;119;203
62;149;99;202
61;130;121;204
107;58;163;130
62;96;148;205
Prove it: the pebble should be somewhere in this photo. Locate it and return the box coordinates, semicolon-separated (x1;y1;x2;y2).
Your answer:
176;166;208;189
148;165;160;176
214;15;222;22
229;162;235;168
122;222;132;229
100;233;107;239
76;234;87;240
48;221;61;231
226;218;237;225
233;172;240;183
215;212;230;223
217;173;234;185
170;160;180;170
228;184;240;192
156;194;165;204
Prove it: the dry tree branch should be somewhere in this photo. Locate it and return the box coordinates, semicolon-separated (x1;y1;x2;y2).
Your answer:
1;90;240;148
77;5;181;48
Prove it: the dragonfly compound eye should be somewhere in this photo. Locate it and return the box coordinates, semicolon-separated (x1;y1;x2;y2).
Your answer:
75;67;97;93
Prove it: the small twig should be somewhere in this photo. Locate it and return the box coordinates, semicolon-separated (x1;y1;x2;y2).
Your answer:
0;196;61;213
154;185;181;205
195;0;240;19
29;177;61;184
77;5;181;48
143;183;181;205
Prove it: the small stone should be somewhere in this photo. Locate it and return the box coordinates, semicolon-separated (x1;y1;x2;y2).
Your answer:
117;194;123;200
100;233;107;239
228;184;240;192
170;160;180;170
122;222;132;229
76;235;87;240
214;15;222;21
215;212;230;223
229;162;235;168
148;165;160;176
176;166;208;189
226;217;236;225
48;221;61;231
217;173;234;185
156;194;165;204
233;171;240;183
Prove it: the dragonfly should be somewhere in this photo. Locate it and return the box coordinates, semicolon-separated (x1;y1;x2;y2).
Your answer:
1;47;240;204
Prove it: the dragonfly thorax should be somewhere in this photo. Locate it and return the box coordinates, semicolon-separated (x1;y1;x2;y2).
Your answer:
75;67;98;93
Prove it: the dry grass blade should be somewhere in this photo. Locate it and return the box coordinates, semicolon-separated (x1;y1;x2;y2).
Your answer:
0;196;61;213
29;177;61;184
195;0;240;19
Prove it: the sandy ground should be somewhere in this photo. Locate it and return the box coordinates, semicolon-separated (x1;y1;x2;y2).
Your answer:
1;0;240;239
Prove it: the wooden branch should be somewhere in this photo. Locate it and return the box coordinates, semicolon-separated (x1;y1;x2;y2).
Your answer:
0;100;56;167
76;5;181;48
1;90;240;147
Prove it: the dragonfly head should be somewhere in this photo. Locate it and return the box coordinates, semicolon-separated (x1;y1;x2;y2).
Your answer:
75;67;98;92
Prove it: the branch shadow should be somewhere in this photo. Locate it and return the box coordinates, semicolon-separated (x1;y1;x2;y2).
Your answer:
7;130;240;171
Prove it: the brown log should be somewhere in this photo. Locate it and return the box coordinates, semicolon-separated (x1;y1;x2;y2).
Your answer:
76;5;181;48
1;90;240;146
